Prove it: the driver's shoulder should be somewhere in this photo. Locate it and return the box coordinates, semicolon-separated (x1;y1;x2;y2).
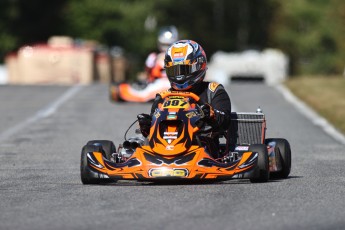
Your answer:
200;81;223;92
203;81;227;104
207;81;224;92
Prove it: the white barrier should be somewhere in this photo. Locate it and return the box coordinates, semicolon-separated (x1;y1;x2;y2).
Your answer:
206;49;289;86
0;65;7;84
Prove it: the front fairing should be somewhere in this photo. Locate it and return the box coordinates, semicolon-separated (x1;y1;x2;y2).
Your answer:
148;97;201;156
87;145;258;181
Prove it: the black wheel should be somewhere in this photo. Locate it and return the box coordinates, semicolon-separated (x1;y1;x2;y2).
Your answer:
80;144;104;184
249;144;269;183
265;138;291;178
86;140;116;160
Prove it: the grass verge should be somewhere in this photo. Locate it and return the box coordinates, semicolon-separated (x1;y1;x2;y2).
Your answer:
285;75;345;135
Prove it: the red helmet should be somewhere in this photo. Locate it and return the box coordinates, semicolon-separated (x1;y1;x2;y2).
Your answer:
164;40;207;90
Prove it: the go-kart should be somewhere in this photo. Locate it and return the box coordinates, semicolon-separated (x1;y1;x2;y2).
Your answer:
109;78;171;103
80;91;291;184
109;51;170;103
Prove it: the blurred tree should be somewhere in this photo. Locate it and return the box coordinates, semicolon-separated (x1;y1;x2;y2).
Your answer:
61;0;277;76
2;0;343;76
62;0;157;75
0;0;18;57
153;0;277;57
269;0;345;75
0;0;276;64
63;0;156;54
0;0;67;59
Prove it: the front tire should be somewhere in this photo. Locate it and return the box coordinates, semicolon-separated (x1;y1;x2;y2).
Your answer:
249;144;269;183
86;140;116;160
80;145;103;184
80;142;116;185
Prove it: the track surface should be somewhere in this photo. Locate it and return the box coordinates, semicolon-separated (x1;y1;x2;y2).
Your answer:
0;83;344;230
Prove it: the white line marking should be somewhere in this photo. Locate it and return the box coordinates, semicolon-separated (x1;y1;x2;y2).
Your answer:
0;85;83;142
275;84;345;145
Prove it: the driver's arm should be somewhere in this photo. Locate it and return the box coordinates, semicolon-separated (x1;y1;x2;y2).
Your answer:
209;88;231;132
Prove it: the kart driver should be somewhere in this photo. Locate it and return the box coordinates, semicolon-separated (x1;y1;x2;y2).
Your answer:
144;26;179;83
138;40;232;158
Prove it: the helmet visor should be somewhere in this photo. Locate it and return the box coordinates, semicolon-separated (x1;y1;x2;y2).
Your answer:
165;64;198;77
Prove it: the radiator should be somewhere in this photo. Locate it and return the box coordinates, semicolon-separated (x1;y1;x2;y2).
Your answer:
228;112;266;145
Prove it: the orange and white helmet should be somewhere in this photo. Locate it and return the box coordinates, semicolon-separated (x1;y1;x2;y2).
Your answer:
164;40;207;90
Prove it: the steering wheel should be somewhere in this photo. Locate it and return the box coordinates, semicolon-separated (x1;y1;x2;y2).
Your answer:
160;91;210;133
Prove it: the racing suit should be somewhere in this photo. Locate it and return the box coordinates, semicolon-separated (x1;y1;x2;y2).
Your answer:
139;81;232;158
145;52;166;82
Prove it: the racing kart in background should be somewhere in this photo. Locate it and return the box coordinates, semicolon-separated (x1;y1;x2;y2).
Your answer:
81;91;291;184
109;78;170;103
109;51;170;103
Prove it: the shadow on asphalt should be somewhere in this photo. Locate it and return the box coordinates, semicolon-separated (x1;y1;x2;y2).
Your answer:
90;175;303;186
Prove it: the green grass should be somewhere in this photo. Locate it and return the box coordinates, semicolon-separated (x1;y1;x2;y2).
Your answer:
285;75;345;135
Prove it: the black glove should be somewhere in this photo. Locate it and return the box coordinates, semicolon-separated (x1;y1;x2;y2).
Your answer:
200;103;215;121
137;113;152;137
195;103;215;131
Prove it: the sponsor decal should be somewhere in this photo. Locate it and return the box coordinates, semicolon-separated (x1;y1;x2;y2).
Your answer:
163;132;178;137
169;96;185;99
173;52;184;57
166;145;174;150
186;111;198;118
170;91;190;95
167;114;177;120
235;146;249;151
154;112;161;119
163;132;178;144
149;168;188;177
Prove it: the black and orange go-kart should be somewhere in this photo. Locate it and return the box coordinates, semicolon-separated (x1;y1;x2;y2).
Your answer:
81;91;291;184
109;78;171;103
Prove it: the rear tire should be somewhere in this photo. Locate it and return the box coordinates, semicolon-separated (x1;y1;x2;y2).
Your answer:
265;138;291;178
249;144;269;183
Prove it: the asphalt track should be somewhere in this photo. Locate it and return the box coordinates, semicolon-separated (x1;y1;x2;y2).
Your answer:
0;82;344;230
